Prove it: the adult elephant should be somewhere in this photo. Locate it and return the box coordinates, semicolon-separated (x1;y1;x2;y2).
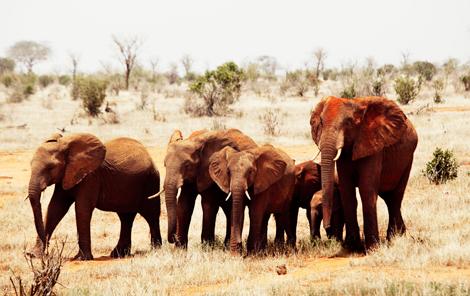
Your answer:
209;144;295;254
293;160;343;241
27;133;161;260
155;129;257;248
310;96;418;251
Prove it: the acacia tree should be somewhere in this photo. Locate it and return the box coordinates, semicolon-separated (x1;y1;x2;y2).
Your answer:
313;48;327;78
7;40;50;73
180;54;194;79
112;35;142;90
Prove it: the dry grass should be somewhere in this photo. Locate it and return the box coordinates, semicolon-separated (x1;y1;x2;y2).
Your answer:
0;83;469;295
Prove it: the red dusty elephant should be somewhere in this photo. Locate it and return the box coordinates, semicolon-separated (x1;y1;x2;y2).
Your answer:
310;96;418;251
293;160;344;241
209;144;296;254
27;133;161;260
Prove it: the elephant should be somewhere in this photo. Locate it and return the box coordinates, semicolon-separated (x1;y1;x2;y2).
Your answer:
157;129;257;248
27;133;161;260
208;144;296;254
293;160;344;241
310;96;418;251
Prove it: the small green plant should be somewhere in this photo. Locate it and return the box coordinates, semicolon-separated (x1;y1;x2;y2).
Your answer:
460;74;470;91
423;148;459;185
340;83;356;99
77;77;108;117
371;76;386;96
58;75;71;86
38;75;54;88
432;79;444;103
394;76;421;104
188;61;244;116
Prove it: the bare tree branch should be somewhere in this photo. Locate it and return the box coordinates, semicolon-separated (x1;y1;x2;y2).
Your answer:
112;35;142;90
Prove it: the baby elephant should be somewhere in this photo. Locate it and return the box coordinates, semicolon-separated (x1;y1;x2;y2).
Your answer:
293;160;343;241
209;144;296;254
27;133;161;260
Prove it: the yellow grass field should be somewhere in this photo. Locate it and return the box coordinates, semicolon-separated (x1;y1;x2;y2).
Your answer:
1;85;469;295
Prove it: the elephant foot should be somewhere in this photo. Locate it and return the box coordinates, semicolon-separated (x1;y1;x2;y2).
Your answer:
341;240;366;255
73;251;94;261
110;246;132;258
151;238;162;248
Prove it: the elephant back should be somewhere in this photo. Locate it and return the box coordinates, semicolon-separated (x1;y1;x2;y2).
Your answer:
104;138;157;175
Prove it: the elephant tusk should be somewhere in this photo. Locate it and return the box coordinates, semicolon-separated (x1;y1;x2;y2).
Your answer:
176;187;182;200
24;195;30;201
225;192;232;201
333;148;342;161
148;188;165;199
245;190;252;201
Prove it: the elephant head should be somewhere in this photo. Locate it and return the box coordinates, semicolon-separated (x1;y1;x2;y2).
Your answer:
293;161;322;206
27;133;106;249
209;145;287;253
163;129;257;243
309;96;407;232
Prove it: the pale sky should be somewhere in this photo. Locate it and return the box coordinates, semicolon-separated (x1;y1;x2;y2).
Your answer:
1;0;469;74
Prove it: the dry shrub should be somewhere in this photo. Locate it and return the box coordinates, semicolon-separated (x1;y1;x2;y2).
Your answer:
259;108;281;136
10;242;66;296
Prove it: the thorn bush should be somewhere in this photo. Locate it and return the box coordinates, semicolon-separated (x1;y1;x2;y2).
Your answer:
77;76;108;117
394;75;421;105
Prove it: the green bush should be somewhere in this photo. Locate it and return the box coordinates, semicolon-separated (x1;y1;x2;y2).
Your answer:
188;61;244;116
38;75;54;88
0;57;15;75
58;75;71;86
423;148;458;185
371;77;386;96
340;83;357;99
394;76;421;105
281;70;312;97
432;79;444;103
412;61;436;81
461;74;470;91
77;77;108;117
1;74;15;88
377;64;395;76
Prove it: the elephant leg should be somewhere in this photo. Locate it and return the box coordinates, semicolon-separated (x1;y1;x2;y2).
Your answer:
221;201;233;248
288;205;299;246
381;162;411;240
175;193;197;248
139;199;162;248
111;212;137;258
200;192;219;245
337;160;362;252
247;203;265;254
276;211;295;249
261;213;271;249
273;213;284;246
74;200;95;260
310;205;322;241
31;189;74;256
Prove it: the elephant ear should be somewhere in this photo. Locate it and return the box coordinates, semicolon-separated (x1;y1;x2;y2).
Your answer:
61;133;106;190
194;131;232;192
208;146;236;193
168;130;183;144
352;98;407;160
294;164;304;182
254;146;287;194
310;99;326;146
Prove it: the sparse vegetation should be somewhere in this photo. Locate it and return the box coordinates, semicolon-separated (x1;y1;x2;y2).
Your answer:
38;75;54;88
461;74;470;91
58;75;71;86
9;242;66;296
432;79;445;103
423;148;459;185
260;108;281;136
413;61;437;82
7;41;50;74
340;82;357;99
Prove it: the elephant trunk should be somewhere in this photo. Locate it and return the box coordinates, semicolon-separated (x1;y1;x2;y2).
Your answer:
230;184;245;254
28;178;46;248
320;132;342;233
164;177;180;244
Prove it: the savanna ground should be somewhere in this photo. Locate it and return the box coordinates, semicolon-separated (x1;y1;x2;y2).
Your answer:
0;81;470;295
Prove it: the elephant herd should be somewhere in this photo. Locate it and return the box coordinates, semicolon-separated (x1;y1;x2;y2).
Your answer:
26;96;418;260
